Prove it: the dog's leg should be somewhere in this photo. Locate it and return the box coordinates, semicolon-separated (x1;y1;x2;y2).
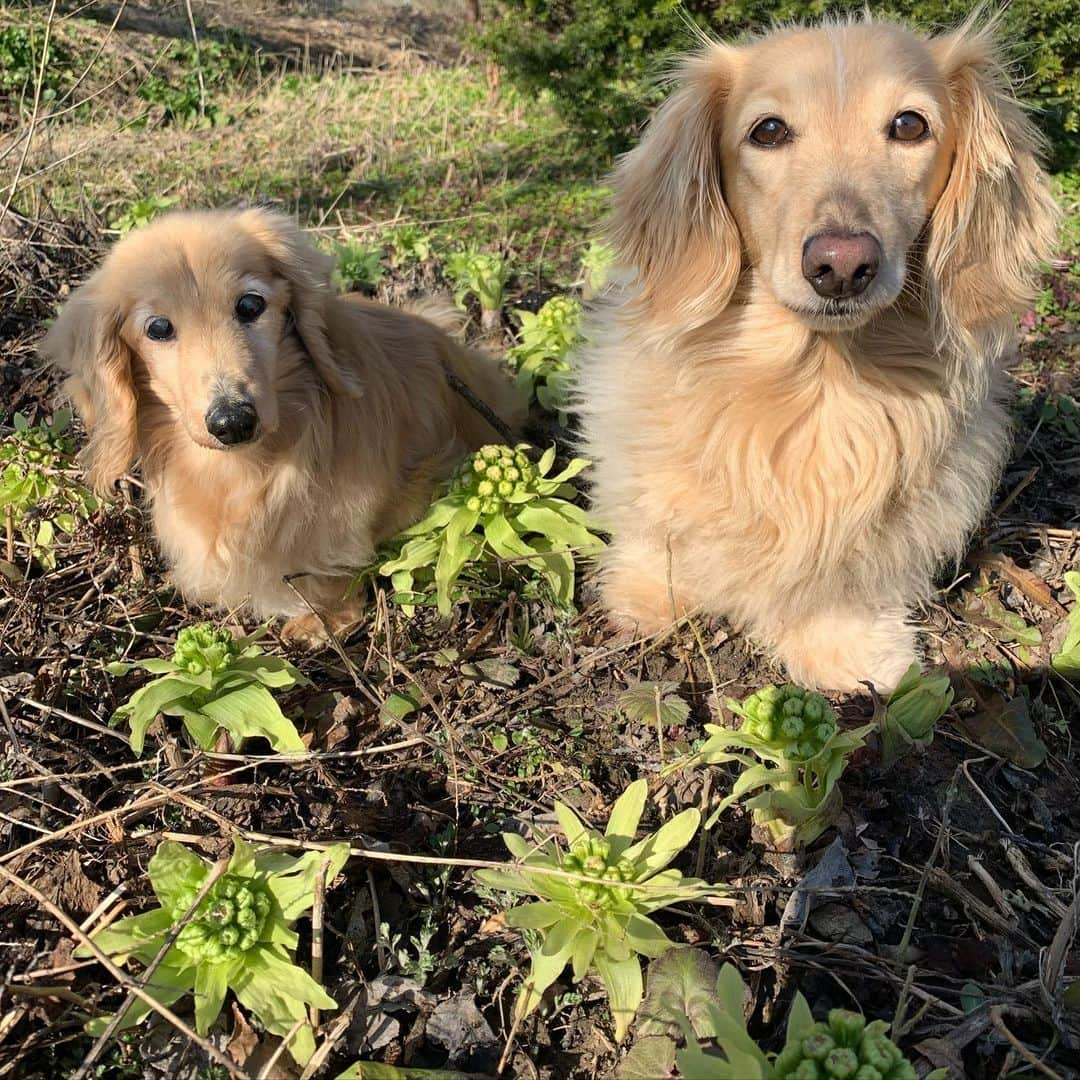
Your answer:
599;538;696;638
771;607;917;694
281;588;364;650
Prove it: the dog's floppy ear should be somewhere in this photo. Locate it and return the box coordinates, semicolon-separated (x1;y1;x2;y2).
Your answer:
40;278;138;494
609;44;741;326
240;209;364;397
926;24;1059;341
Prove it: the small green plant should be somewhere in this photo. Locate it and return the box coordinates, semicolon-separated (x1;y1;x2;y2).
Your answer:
0;409;99;570
107;623;308;754
1052;570;1080;679
581;239;616;298
617;681;689;762
76;837;350;1066
877;663;954;765
139;73;222;128
378;444;604;615
333;240;385;291
386;223;433;267
1037;391;1080;438
667;684;871;851
475;778;704;1042
444;248;511;331
508;295;583;420
110;195;178;235
0;23;72;106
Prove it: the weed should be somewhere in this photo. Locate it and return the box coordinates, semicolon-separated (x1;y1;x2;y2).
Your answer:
378;444;604;615
76;837;350;1067
110;195;178;235
386;223;433;266
0;23;73;107
580;239;616;298
333;240;385;291
475;778;705;1042
0;409;100;571
107;623;308;754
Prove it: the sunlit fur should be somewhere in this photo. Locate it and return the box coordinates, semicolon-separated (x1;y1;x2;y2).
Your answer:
576;17;1058;691
42;208;522;641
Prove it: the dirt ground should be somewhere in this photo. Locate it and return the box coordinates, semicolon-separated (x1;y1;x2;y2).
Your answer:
1;3;1079;1079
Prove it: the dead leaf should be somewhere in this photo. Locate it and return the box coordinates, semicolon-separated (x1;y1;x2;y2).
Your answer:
955;686;1047;768
460;658;520;688
226;1002;258;1066
974;550;1065;615
478;912;507;934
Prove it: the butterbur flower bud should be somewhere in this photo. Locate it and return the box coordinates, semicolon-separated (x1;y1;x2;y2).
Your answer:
737;683;837;762
175;875;271;964
775;1010;918;1080
173;624;239;676
455;445;538;516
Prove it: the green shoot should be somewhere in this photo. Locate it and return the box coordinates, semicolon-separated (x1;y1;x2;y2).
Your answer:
107;623;308;755
333;240;385;291
508;295;583;421
475;779;704;1042
0;409;100;570
444;248;511;330
110;196;179;235
666;684;871;851
580;239;616;298
75;837;350;1066
378;444;604;615
386;223;433;266
876;663;954;765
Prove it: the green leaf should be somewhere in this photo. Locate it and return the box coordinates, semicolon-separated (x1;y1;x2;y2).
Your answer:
955;693;1047;769
633;947;722;1041
434;506;482;614
571;927;599;981
620;912;674;958
516;920;577;1021
553;800;590;849
227;654;306;689
232;946;336;1066
505;901;564;930
193;959;232;1034
604;778;647;856
336;1062;478;1079
594;951;643;1042
265;843;351;920
75;908;173;963
84;955;194;1036
117;677;198;754
148;841;209;916
621;807;700;878
194;682;306;753
617;682;690;730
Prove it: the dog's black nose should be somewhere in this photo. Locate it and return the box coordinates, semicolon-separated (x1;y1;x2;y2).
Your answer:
801;232;881;299
205;399;258;445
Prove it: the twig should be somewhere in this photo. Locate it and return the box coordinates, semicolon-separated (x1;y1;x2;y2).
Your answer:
444;367;516;445
990;1005;1063;1080
0;862;249;1079
309;855;333;1030
256;1017;306;1080
0;0;56;228
182;0;207;117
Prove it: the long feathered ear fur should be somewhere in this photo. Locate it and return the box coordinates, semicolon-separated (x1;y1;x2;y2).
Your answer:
40;280;138;494
238;209;365;397
608;43;742;328
926;22;1059;345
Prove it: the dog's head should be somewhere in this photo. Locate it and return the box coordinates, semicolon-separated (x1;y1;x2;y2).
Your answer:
40;208;362;492
610;18;1057;338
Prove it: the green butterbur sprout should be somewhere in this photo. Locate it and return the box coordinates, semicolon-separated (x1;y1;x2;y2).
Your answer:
0;409;100;570
773;1011;918;1080
378;444;604;615
508;295;583;421
475;779;705;1042
387;223;432;267
333;240;384;291
75;838;350;1066
672;962;938;1080
444;248;511;330
580;239;616;299
107;623;309;755
666;684;871;851
877;663;954;765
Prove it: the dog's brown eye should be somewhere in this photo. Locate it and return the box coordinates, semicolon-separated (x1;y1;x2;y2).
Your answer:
145;316;174;341
235;293;266;323
890;111;929;142
749;117;791;147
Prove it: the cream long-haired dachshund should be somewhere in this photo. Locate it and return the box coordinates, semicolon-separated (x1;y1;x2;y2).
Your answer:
577;18;1058;691
42;209;522;643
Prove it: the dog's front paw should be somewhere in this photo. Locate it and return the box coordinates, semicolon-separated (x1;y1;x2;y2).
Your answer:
775;610;916;693
281;612;331;650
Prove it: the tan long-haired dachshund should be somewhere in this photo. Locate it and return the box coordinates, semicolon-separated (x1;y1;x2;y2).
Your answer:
576;16;1058;690
42;208;523;643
